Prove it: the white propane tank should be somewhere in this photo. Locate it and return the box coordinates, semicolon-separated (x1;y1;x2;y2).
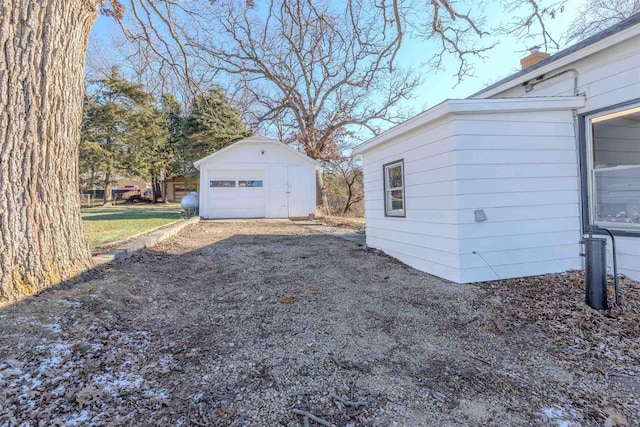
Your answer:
181;192;199;212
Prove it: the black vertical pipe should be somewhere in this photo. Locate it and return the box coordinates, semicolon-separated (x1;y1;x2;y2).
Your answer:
584;237;608;310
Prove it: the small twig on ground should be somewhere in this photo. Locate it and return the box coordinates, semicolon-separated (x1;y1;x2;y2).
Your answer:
329;391;366;407
291;409;336;427
470;355;492;366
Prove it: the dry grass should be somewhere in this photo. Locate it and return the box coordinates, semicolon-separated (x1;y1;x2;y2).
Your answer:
82;204;182;250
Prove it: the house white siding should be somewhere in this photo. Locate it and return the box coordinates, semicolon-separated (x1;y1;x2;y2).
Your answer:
195;137;316;219
453;110;582;282
474;27;640;281
360;105;584;283
363;117;463;282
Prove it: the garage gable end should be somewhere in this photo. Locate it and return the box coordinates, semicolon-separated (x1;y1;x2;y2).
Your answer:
194;136;317;169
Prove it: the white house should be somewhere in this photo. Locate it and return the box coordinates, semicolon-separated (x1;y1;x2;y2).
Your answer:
353;14;640;283
194;136;317;219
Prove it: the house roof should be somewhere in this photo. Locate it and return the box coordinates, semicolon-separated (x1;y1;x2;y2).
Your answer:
352;96;585;154
470;12;640;98
193;135;318;169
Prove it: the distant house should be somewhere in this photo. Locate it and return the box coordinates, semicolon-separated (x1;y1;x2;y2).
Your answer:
194;135;317;219
163;176;198;203
354;14;640;282
113;177;148;191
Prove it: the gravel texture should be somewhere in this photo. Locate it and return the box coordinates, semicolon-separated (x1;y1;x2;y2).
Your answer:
0;219;638;426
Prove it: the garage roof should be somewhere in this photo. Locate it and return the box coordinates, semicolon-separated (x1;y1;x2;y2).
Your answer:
193;135;318;169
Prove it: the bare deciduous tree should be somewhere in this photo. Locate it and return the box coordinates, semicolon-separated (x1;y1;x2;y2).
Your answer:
325;156;364;215
566;0;639;42
190;0;422;162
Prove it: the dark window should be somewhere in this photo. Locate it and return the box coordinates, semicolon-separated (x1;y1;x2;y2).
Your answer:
210;180;236;188
238;180;263;188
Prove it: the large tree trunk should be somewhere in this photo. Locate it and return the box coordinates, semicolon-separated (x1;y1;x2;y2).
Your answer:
0;0;98;301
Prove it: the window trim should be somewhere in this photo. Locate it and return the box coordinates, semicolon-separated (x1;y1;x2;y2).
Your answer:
383;159;406;218
579;98;640;237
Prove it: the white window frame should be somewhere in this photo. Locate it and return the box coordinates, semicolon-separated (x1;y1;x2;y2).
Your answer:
383;160;405;217
585;103;640;231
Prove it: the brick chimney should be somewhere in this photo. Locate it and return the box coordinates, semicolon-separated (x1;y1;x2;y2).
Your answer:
520;47;550;70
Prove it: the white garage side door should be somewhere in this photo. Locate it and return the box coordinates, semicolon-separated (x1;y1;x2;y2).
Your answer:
207;170;265;218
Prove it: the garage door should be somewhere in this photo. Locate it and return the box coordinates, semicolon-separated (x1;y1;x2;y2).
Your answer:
207;170;265;218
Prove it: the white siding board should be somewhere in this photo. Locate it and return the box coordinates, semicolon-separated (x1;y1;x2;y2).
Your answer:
366;234;459;266
367;218;458;239
457;204;578;224
457;177;578;194
403;167;458;184
456;164;578;179
456;135;577;150
457;190;579;209
366;236;461;282
586;83;640;113
454;121;575;137
459;258;581;283
460;244;579;268
458;230;580;253
459;217;580;239
456;149;577;165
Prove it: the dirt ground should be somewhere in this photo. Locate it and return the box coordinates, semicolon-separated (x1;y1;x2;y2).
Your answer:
1;219;638;426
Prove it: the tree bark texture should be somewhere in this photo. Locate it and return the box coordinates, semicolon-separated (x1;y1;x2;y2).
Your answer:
0;0;98;301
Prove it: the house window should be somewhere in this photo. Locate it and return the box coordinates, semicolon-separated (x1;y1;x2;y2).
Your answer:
383;160;405;217
210;180;236;188
239;180;263;188
586;104;640;230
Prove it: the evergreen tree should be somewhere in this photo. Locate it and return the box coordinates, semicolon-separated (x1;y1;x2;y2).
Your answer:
80;68;168;204
183;87;251;167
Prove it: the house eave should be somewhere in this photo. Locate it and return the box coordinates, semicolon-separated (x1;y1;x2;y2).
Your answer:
353;96;585;155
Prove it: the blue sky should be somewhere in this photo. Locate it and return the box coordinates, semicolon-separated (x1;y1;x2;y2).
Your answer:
389;0;582;110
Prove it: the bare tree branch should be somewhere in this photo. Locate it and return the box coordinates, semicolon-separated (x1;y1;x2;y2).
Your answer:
187;0;421;160
565;0;639;42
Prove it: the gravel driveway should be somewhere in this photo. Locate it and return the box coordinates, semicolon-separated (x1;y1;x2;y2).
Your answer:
1;219;638;426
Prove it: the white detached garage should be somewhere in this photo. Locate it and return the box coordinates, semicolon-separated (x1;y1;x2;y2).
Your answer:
194;136;317;219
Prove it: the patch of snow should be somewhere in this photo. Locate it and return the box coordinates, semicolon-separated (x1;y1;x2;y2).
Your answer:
92;371;145;396
541;407;582;427
65;408;91;427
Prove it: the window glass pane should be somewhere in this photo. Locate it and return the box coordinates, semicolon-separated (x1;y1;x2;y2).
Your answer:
593;110;640;168
594;167;640;224
387;164;403;188
238;180;263;188
386;190;404;211
210;180;236;188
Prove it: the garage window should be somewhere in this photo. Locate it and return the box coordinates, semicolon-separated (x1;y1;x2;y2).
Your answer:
210;180;236;188
586;104;640;230
239;180;263;188
383;160;405;217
